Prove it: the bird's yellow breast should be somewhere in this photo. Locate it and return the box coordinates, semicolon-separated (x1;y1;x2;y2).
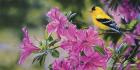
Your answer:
92;18;109;30
91;14;110;30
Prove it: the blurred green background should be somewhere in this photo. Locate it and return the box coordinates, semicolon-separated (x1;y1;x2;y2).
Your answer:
0;0;102;70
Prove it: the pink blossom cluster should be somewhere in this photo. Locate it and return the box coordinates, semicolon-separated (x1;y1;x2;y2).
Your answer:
114;0;139;23
102;0;139;23
46;8;111;70
123;23;140;46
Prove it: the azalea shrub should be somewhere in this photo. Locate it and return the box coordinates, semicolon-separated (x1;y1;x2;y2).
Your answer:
18;0;140;70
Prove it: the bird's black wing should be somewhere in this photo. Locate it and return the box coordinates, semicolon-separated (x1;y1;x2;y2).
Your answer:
96;18;122;34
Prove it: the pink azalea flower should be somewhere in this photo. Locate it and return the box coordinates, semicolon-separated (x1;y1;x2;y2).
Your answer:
112;0;139;22
52;59;70;70
18;27;40;64
103;0;139;23
137;64;140;70
67;47;110;70
47;8;67;21
110;10;122;24
134;23;140;35
60;27;109;69
46;8;68;35
123;34;135;45
125;63;131;70
46;20;60;33
61;27;104;53
80;47;110;70
52;48;111;70
60;23;77;41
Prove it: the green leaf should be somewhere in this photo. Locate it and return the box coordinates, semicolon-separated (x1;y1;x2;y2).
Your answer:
107;58;115;70
50;50;59;58
65;11;77;21
40;54;46;65
49;40;58;46
40;40;47;50
94;46;106;55
47;35;53;41
123;60;129;67
48;64;53;70
126;20;138;31
69;13;77;21
32;52;47;66
128;58;136;63
116;43;128;54
39;36;54;50
47;36;59;47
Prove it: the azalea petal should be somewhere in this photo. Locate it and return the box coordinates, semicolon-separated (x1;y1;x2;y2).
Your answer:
134;23;140;35
18;27;40;64
123;34;135;45
18;51;30;64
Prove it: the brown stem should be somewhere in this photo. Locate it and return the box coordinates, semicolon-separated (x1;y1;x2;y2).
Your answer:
99;32;119;35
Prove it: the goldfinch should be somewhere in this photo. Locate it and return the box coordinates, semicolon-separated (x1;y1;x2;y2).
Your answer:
90;6;122;34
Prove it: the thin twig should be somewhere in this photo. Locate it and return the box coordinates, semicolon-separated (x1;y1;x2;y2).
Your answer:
99;32;119;35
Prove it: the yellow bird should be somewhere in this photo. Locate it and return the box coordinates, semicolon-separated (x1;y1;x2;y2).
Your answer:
90;6;122;34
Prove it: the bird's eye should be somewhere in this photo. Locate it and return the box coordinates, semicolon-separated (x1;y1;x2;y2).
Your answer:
91;6;96;11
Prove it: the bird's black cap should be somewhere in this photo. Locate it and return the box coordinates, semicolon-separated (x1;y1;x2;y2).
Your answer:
91;6;96;11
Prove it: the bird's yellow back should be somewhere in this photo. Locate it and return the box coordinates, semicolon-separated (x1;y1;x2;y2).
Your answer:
91;6;111;30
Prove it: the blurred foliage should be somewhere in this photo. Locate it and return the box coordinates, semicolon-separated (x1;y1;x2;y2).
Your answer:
0;0;47;29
